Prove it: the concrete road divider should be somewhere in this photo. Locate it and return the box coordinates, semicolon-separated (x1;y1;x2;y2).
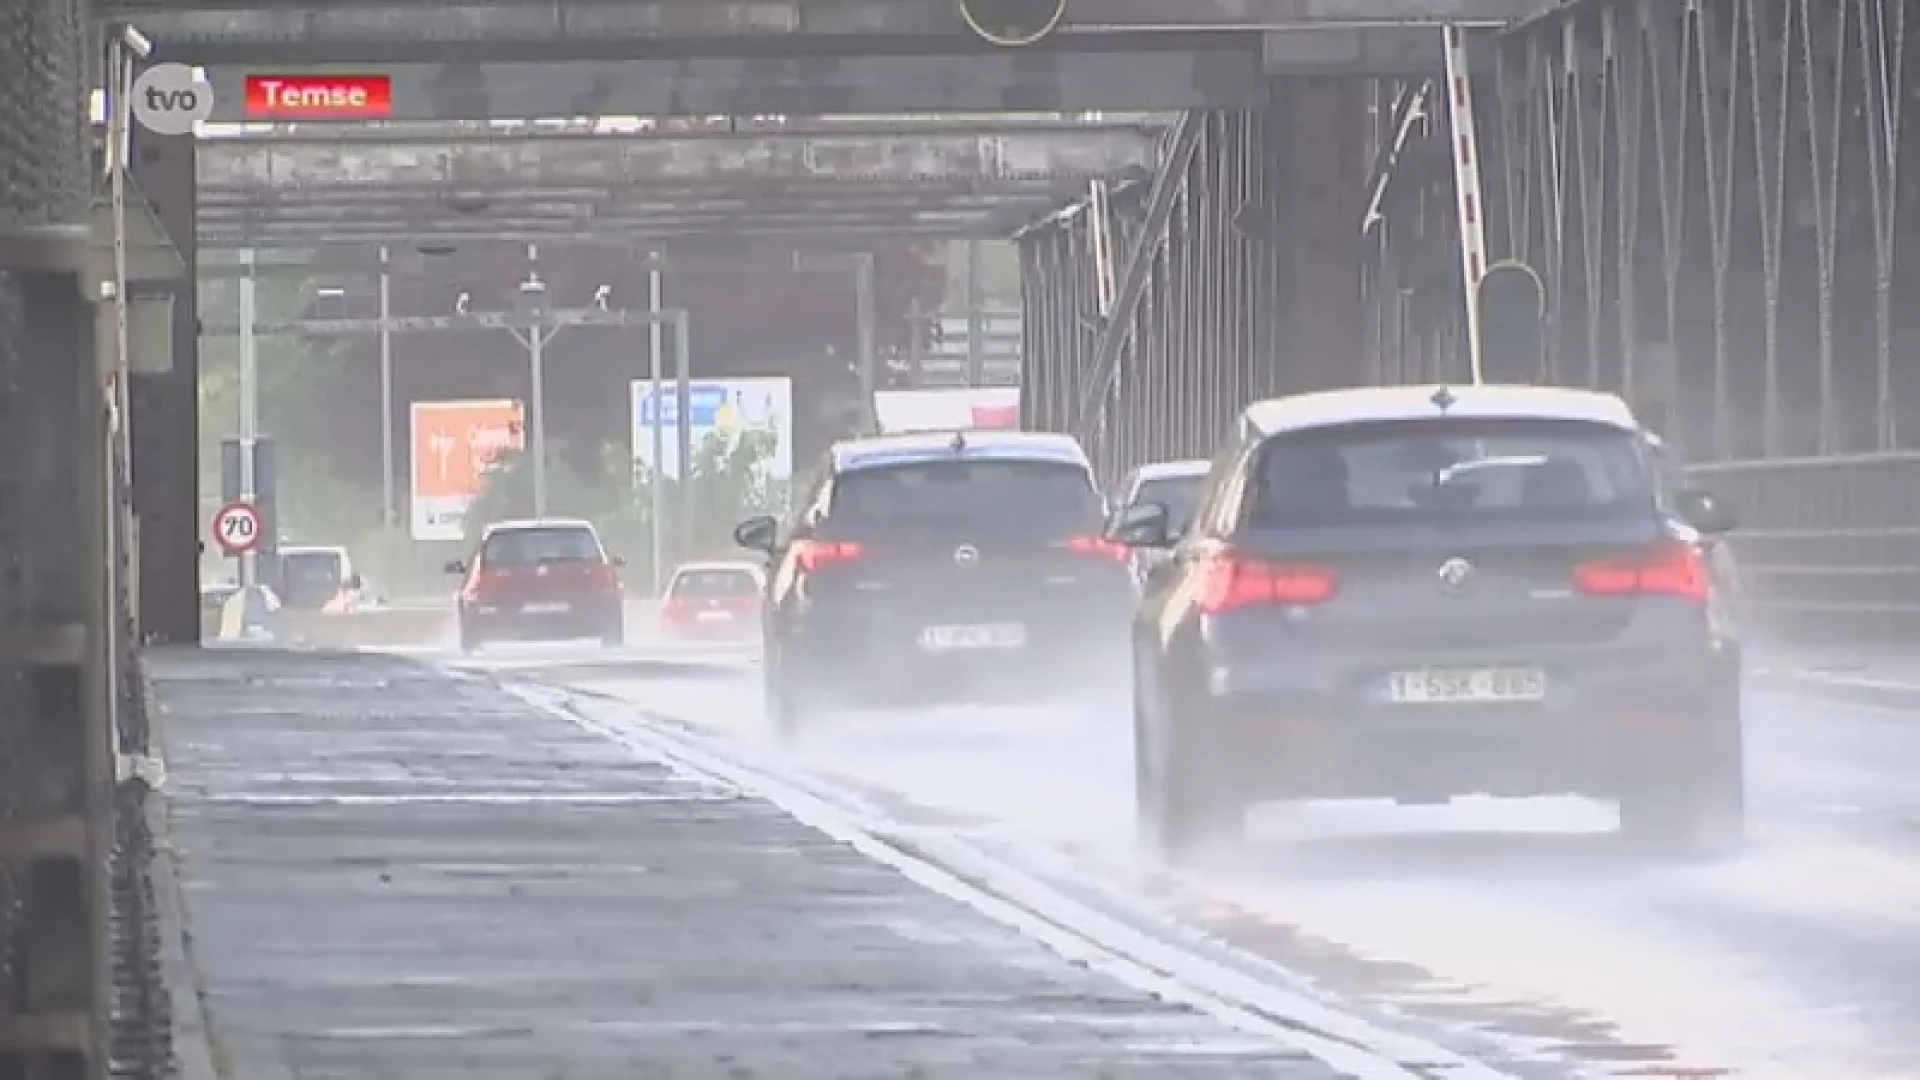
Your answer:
274;607;453;649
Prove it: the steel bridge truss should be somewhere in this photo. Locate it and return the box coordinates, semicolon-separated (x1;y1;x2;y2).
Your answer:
1020;0;1920;635
1474;0;1920;634
197;121;1158;249
1015;81;1367;483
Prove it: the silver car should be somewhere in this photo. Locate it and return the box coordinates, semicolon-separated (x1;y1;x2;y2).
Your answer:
1109;458;1212;590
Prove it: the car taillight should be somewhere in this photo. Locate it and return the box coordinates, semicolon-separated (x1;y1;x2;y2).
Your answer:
794;539;863;571
466;569;505;599
1573;541;1708;601
1061;535;1129;561
1196;552;1339;613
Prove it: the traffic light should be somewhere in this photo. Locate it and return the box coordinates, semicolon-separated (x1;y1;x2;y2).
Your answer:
957;0;1068;45
1476;260;1546;382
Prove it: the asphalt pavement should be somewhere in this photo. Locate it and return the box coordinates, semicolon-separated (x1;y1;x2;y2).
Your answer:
145;647;1349;1079
546;647;1920;1080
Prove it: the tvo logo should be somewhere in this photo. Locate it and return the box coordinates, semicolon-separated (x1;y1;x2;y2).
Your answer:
130;63;214;135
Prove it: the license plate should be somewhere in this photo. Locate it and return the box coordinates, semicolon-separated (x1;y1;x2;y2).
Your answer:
695;609;731;622
918;623;1026;651
1387;666;1546;704
522;601;570;614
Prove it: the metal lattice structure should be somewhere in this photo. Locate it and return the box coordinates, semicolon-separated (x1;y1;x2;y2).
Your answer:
1020;1;1920;637
1015;82;1368;484
0;4;174;1080
194;120;1160;249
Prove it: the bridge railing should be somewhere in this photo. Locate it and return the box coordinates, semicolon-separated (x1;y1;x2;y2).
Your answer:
1686;453;1920;642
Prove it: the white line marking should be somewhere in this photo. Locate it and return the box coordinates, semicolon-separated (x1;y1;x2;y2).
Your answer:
518;685;1520;1080
196;791;733;806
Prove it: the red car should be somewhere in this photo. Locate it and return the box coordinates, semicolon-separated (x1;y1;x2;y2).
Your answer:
447;518;625;653
658;561;764;639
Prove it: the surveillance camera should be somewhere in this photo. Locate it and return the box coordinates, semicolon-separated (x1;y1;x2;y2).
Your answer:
118;25;153;59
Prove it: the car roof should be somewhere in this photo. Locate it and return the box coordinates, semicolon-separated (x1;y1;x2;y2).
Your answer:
483;517;598;535
1242;384;1638;438
829;429;1090;473
671;560;763;577
1130;458;1211;482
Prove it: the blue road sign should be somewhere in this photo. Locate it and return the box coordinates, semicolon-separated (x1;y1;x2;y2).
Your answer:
636;383;729;426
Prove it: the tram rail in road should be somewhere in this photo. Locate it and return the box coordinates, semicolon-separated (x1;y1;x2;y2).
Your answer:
503;678;1531;1080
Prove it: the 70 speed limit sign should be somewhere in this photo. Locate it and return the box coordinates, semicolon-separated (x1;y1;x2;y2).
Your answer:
212;500;263;556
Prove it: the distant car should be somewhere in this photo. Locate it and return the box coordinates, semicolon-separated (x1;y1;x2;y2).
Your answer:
659;560;765;640
734;429;1135;736
276;545;366;612
1112;384;1745;861
201;582;281;641
446;518;625;653
1109;458;1212;589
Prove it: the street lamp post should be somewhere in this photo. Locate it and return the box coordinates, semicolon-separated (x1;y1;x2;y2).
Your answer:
647;252;667;591
237;249;258;586
377;246;395;526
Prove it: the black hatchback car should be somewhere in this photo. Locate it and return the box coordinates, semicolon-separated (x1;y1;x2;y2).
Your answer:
1110;384;1745;860
733;429;1136;736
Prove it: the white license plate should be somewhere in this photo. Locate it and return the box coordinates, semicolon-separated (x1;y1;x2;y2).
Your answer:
695;609;732;622
918;623;1026;651
522;601;571;614
1387;666;1546;704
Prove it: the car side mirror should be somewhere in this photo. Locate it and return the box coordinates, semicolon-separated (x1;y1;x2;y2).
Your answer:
443;559;466;575
733;514;780;554
609;554;627;567
345;573;364;591
1105;501;1171;547
1676;488;1737;535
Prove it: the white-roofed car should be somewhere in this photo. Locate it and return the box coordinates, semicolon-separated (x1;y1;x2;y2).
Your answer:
277;545;366;613
445;518;625;653
1110;383;1746;862
659;560;765;640
1109;458;1212;591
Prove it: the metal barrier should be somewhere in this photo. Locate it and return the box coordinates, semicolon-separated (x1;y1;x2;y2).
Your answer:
1687;453;1920;641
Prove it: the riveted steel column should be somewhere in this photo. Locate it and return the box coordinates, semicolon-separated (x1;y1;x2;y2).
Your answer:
1482;0;1920;642
1273;79;1367;393
126;128;199;645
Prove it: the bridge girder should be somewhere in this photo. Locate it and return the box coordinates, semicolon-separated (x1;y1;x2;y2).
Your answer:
193;124;1153;248
108;0;1546;56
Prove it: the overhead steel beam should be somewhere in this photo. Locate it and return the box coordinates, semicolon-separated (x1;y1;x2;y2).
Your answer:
195;222;979;249
187;50;1269;118
190;234;945;273
195;118;1169;146
1070;109;1203;435
193;125;1158;190
107;0;1545;53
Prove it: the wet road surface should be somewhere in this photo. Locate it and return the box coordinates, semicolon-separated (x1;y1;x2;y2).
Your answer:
148;647;1364;1079
541;646;1920;1080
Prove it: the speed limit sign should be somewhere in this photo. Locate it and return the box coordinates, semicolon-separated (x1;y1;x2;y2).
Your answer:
212;500;262;556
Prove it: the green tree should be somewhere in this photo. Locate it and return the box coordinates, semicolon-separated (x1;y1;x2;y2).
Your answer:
464;429;785;593
197;272;376;544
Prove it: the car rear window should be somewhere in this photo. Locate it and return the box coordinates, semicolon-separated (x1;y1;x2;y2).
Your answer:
1131;474;1206;531
1246;418;1651;528
830;459;1102;531
482;527;602;567
670;570;758;596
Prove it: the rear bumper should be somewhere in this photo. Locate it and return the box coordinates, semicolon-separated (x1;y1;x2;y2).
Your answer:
663;614;758;640
463;601;620;641
1185;639;1739;799
786;596;1133;704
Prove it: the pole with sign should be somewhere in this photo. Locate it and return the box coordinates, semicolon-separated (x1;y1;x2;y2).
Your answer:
212;500;262;561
